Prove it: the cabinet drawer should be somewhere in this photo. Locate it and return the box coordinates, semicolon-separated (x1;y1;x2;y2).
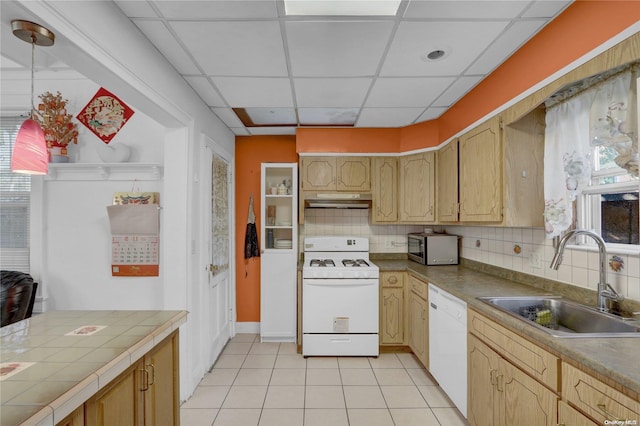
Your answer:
468;309;559;391
409;276;428;300
562;363;640;424
381;272;404;288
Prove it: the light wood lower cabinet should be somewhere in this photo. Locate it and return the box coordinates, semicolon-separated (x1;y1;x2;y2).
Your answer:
379;271;406;345
83;331;179;426
558;401;598;426
57;406;84;426
407;276;428;368
468;334;558;426
562;362;640;424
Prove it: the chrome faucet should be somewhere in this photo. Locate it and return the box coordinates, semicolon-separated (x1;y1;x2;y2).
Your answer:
549;229;624;313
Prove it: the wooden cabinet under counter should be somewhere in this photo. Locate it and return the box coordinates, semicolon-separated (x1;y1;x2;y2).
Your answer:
407;275;429;368
379;271;407;347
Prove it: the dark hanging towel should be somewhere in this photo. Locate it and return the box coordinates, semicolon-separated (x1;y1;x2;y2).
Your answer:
244;193;260;276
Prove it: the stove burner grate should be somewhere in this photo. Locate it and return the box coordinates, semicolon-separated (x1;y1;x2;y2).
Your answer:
310;259;336;267
342;259;370;267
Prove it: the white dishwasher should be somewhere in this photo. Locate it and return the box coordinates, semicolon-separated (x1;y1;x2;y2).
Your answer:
428;283;467;417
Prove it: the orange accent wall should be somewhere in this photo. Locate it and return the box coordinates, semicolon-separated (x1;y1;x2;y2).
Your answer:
296;127;402;153
235;135;297;322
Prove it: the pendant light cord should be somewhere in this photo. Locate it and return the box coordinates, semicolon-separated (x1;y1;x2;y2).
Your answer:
29;34;36;120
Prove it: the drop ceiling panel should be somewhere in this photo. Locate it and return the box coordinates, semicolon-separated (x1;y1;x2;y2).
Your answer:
286;21;396;77
212;107;245;128
417;107;448;122
432;76;484;107
184;76;226;107
133;20;201;75
365;77;455;107
466;20;547;75
356;107;424;127
294;78;372;107
244;107;297;125
154;0;278;19
404;0;530;19
522;0;571;18
249;126;297;135
298;108;359;126
212;77;294;107
114;1;158;18
381;21;510;76
170;21;288;76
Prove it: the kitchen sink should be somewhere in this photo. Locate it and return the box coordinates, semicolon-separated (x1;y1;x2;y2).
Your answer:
477;296;640;338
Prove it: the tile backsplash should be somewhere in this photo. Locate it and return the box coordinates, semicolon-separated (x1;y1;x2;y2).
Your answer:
300;209;640;302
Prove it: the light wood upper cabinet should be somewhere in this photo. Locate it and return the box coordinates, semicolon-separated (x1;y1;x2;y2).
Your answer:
379;271;406;346
459;116;503;222
300;156;370;192
399;152;435;223
372;157;398;223
436;140;459;222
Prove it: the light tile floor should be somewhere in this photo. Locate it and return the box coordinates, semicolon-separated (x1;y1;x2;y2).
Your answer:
181;334;469;426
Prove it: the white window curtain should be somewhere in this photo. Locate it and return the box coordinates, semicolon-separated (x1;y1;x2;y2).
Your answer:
543;63;639;239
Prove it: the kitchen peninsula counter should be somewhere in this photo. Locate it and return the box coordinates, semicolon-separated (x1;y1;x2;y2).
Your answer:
373;259;640;400
1;310;187;426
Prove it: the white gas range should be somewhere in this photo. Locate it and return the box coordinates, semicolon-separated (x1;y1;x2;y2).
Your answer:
302;236;379;357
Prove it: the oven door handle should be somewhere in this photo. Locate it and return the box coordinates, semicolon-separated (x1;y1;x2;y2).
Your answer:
304;280;377;287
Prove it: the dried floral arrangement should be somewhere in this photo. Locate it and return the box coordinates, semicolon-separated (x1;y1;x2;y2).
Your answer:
35;91;78;152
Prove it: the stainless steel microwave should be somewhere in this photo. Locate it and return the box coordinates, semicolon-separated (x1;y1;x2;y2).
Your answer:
407;233;460;265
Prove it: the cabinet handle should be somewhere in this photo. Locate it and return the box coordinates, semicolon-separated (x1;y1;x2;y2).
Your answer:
147;363;156;386
496;374;504;392
597;403;621;421
140;368;149;392
490;369;497;385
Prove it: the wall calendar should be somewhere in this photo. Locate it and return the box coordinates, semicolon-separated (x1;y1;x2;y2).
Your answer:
107;201;160;277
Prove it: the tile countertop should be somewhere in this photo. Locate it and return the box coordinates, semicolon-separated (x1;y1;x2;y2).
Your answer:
0;310;187;426
373;259;640;399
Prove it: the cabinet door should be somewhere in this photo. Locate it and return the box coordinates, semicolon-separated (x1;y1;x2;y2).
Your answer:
336;157;370;191
408;292;428;367
399;152;435;223
558;401;598;426
437;140;459;222
372;157;398;223
85;362;143;426
459;116;502;222
143;333;179;426
468;335;500;426
56;406;84;426
301;157;336;191
380;287;404;345
500;361;558;426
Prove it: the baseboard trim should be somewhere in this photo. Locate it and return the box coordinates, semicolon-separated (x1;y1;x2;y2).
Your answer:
235;322;260;334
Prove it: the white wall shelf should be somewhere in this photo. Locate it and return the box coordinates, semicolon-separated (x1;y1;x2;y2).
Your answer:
45;163;163;181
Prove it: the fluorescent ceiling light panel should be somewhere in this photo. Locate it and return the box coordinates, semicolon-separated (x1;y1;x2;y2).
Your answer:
285;0;401;16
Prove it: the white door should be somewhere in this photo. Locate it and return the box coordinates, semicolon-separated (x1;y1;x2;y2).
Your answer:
201;137;234;368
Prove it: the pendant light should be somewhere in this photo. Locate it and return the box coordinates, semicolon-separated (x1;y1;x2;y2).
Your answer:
10;20;55;175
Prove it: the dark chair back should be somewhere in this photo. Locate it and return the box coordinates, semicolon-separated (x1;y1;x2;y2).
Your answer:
1;271;38;327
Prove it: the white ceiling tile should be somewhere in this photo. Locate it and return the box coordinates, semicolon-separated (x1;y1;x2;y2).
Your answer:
404;1;529;19
245;108;297;125
249;126;297;135
284;0;402;16
170;21;288;76
115;1;159;18
212;77;294;107
298;108;359;125
381;21;510;76
211;107;244;127
356;108;424;127
286;21;395;77
432;76;483;107
417;107;447;122
184;76;226;107
365;77;455;107
466;20;546;74
133;20;201;75
522;0;572;18
153;0;278;19
294;78;372;107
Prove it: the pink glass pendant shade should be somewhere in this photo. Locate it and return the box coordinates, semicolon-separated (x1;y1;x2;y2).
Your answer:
11;118;48;175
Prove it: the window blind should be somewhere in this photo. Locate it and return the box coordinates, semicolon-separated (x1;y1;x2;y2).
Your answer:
0;117;31;272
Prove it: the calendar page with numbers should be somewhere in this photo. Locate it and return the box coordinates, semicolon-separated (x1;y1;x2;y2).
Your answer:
107;204;160;276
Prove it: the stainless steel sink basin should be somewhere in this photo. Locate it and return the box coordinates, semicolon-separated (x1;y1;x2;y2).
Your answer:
477;296;640;338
